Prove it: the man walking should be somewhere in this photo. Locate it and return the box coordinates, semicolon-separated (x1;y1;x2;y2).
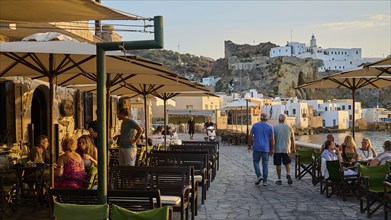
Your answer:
248;113;274;186
273;114;296;185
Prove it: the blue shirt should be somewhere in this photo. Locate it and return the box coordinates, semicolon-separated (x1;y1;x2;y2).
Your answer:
321;150;338;161
251;122;274;152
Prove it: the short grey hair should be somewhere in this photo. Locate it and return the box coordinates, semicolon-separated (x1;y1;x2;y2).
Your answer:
278;114;287;122
260;113;268;121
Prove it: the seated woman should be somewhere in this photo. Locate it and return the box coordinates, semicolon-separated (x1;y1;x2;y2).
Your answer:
370;140;391;166
152;126;163;135
352;138;377;163
339;135;357;163
76;135;98;171
54;136;87;189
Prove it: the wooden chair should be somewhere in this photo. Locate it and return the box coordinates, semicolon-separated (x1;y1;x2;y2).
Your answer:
359;164;389;217
110;204;172;220
384;181;391;220
295;147;315;180
48;188;99;220
0;170;17;215
108;189;162;211
324;160;358;201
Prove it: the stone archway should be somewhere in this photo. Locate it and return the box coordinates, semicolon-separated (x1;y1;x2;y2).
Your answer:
31;85;50;142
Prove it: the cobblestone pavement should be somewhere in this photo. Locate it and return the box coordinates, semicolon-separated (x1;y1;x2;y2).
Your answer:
180;133;382;220
3;133;382;219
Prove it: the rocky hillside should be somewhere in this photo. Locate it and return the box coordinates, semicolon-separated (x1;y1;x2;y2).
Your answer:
130;43;390;109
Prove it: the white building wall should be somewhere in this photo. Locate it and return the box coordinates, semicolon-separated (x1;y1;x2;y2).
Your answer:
302;100;324;114
362;108;391;123
270;46;292;58
321;111;349;129
287;42;306;55
262;104;285;120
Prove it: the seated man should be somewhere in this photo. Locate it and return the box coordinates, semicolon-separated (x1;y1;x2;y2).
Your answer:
320;134;340;153
321;140;356;176
28;135;50;163
370;140;391;166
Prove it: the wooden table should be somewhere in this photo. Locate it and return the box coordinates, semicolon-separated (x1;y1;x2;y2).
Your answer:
13;163;49;206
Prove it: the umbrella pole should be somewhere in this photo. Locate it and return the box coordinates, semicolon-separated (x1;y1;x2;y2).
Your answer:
163;97;167;148
49;76;55;187
106;73;110;160
144;94;148;155
352;86;356;138
96;48;107;204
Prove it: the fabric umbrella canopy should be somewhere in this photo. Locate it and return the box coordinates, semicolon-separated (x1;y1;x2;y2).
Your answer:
0;0;143;23
296;62;391;138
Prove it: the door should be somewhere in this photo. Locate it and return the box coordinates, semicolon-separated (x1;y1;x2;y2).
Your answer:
31;85;49;141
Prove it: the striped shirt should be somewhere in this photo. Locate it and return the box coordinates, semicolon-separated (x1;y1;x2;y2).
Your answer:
375;151;391;165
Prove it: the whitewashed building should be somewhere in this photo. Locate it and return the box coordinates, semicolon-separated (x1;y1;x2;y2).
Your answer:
201;76;221;86
270;34;366;72
362;108;391;123
321;110;350;128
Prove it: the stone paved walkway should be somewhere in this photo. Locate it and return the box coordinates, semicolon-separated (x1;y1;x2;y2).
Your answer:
3;133;383;219
182;133;382;220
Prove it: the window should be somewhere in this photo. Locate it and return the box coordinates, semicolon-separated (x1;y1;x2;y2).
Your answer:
356;51;358;54
348;105;352;110
333;119;336;127
292;109;296;115
349;115;352;120
342;106;345;110
186;105;193;110
322;120;325;127
325;107;328;111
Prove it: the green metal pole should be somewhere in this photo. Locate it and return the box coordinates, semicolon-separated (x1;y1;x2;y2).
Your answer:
96;46;107;204
96;15;163;205
98;16;163;51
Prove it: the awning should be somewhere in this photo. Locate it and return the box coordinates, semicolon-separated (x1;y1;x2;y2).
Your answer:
0;0;144;23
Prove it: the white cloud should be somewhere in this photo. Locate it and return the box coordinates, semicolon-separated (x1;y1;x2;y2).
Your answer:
312;14;390;30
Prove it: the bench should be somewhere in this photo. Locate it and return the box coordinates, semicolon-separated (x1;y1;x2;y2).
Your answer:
149;151;209;203
148;151;209;217
170;144;218;183
48;188;172;220
109;166;191;220
181;141;220;171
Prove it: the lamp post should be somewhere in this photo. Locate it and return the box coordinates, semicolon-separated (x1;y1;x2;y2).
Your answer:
245;95;250;144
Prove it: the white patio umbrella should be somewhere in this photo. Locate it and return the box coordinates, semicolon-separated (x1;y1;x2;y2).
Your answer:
296;59;391;138
0;0;143;23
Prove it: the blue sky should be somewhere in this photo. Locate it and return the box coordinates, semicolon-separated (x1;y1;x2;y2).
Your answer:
102;1;391;60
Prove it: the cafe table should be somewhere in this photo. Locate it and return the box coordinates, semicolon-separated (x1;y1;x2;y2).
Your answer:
13;163;50;207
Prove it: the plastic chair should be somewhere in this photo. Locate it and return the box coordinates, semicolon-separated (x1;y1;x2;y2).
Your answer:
295;148;315;180
358;164;389;217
